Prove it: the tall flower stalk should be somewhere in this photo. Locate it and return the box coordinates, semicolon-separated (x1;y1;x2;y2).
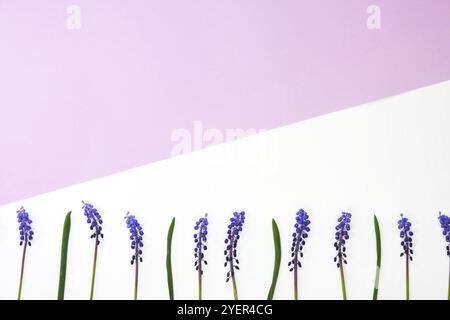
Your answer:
288;209;311;300
17;207;34;300
438;212;450;300
398;213;414;300
194;214;208;300
82;202;103;300
125;212;144;300
224;211;245;300
333;212;352;300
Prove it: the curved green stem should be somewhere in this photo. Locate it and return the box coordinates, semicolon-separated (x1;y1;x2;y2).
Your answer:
17;234;28;300
373;215;381;300
267;219;281;300
166;218;175;300
58;212;72;300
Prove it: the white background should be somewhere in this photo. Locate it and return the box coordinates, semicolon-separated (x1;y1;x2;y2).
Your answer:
0;81;449;300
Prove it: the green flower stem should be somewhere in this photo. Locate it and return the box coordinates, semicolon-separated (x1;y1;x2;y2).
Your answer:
267;219;281;300
229;241;238;300
448;260;449;300
17;234;28;300
166;218;175;300
198;260;202;300
405;254;410;300
339;256;347;300
293;235;301;300
373;215;381;300
231;275;238;300
197;226;202;300
134;244;139;300
57;212;72;300
90;231;99;300
294;267;298;300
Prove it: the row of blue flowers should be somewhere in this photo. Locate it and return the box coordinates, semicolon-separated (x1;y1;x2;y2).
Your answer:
11;204;450;300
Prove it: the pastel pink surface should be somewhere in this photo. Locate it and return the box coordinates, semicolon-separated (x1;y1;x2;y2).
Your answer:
1;1;449;204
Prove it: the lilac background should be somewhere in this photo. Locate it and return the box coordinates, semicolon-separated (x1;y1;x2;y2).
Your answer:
0;0;449;205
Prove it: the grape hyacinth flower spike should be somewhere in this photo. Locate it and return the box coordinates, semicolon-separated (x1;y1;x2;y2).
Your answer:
17;207;34;300
82;201;104;300
334;212;352;300
125;212;144;300
224;211;245;300
194;214;208;300
398;213;414;300
438;212;450;300
288;209;311;300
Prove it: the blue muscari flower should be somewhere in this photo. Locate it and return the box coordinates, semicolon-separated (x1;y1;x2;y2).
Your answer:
125;212;144;265
17;207;33;246
333;212;352;267
398;213;414;260
224;211;245;282
438;212;450;257
194;214;209;274
82;201;104;243
288;209;311;271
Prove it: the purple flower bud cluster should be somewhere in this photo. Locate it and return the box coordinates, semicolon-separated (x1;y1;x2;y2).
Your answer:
288;209;311;271
224;211;245;282
125;213;144;265
82;202;104;244
398;214;414;261
438;212;450;257
333;212;351;268
17;207;34;246
194;214;209;274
